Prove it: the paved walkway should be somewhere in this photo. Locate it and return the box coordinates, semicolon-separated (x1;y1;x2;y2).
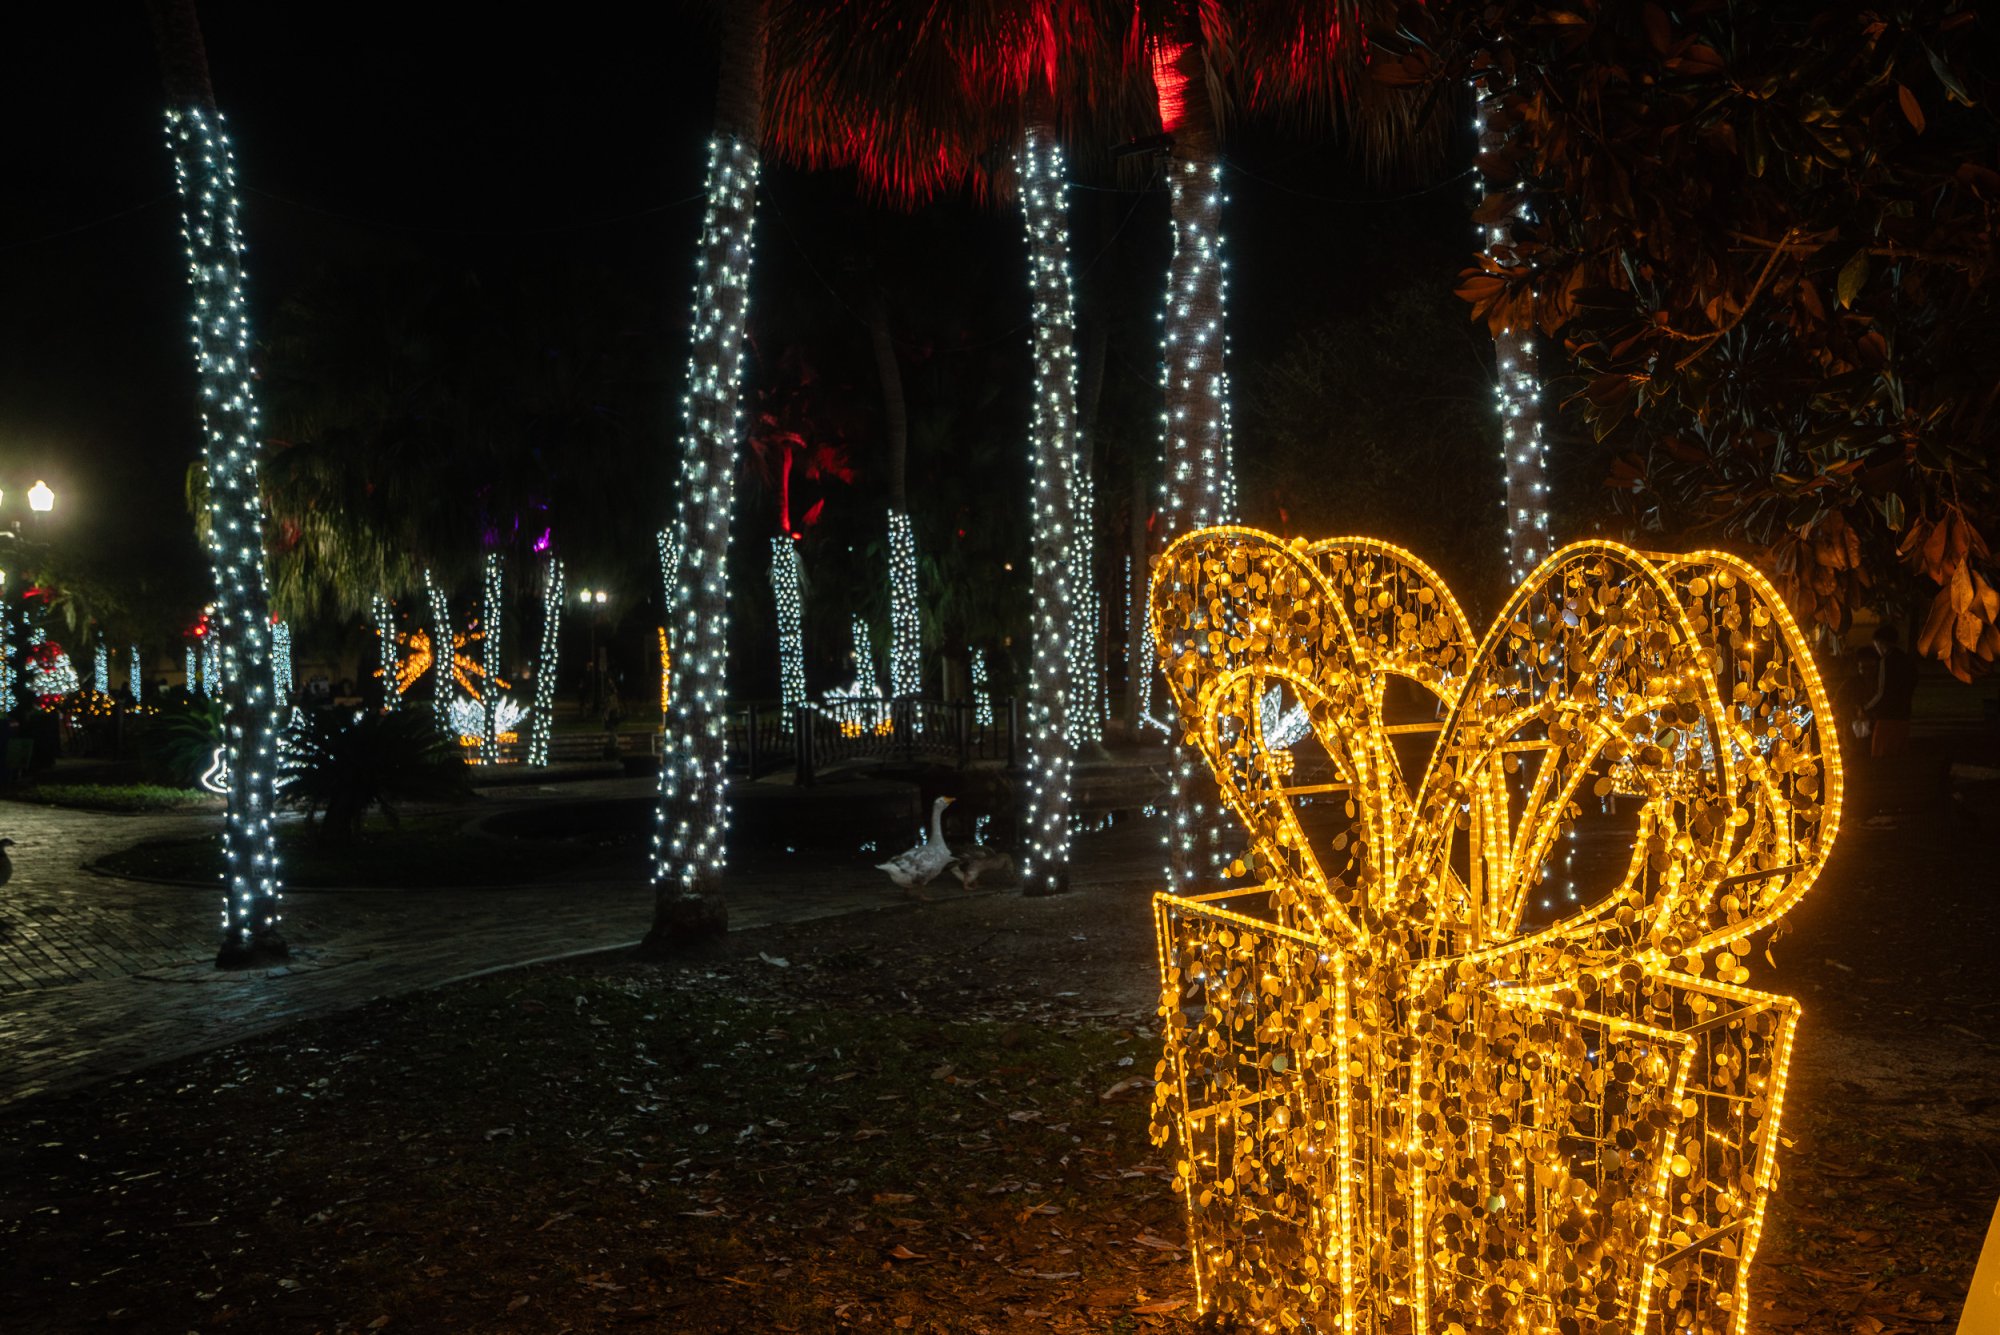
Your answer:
0;781;1167;1109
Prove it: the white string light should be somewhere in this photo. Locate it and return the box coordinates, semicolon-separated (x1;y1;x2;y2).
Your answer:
527;556;563;766
164;105;285;959
771;537;807;723
1017;123;1081;895
422;569;453;737
886;510;921;703
1474;81;1551;584
93;643;110;694
202;634;222;699
128;644;141;704
654;135;761;902
185;645;198;695
372;593;398;711
1156;151;1236;891
478;553;504;764
271;620;292;702
0;607;11;708
970;646;993;728
1063;474;1102;748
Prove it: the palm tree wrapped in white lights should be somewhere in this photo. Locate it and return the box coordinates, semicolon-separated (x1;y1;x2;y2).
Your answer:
149;0;287;966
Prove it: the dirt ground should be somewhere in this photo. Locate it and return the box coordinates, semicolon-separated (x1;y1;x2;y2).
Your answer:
1;751;1997;1333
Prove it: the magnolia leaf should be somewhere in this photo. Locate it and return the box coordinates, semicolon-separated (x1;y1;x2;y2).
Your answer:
1836;251;1870;308
1897;83;1926;133
1926;43;1973;107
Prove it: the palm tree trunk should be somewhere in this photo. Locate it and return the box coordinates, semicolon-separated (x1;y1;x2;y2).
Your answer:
527;557;562;765
372;594;399;711
1017;111;1080;897
1477;82;1549;582
479;553;503;764
1074;308;1108;744
147;0;287;967
1123;461;1154;732
870;289;924;703
771;536;807;719
869;288;909;513
1157;41;1233;891
423;569;453;736
643;0;770;952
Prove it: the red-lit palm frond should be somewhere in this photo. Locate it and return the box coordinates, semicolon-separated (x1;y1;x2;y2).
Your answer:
1234;0;1447;174
1133;0;1445;175
767;0;1154;207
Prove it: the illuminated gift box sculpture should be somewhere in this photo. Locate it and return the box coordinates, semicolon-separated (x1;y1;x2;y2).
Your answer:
1147;528;1842;1335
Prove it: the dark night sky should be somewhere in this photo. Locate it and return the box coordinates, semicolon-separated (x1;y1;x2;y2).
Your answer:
2;3;1476;639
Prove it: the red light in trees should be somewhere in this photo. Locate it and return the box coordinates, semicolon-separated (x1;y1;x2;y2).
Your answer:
1152;39;1189;132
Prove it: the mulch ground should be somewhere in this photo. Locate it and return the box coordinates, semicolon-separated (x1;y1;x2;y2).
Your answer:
2;761;1997;1333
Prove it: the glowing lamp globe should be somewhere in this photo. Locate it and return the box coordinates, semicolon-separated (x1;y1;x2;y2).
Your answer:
27;481;53;513
1147;526;1842;1335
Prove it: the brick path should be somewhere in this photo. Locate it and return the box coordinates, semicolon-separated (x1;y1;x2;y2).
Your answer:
0;782;1167;1109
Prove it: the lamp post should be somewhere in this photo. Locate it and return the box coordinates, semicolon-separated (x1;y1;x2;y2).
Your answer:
578;587;609;715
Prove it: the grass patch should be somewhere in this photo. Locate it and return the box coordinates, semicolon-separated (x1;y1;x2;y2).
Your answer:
2;782;220;813
0;953;1193;1333
94;809;622;888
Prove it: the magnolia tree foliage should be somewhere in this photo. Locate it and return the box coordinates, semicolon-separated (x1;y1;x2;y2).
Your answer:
1384;0;1999;677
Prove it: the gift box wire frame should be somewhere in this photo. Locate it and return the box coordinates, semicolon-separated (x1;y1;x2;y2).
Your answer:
1408;963;1799;1335
1154;890;1389;1333
1156;892;1801;1335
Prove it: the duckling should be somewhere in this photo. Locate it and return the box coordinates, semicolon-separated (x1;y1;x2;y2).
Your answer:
876;796;956;897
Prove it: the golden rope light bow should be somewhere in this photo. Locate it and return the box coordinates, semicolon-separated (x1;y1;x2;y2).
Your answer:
1147;527;1842;1335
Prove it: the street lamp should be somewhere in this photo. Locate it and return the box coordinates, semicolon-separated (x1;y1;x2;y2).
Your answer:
578;588;610;713
27;481;53;513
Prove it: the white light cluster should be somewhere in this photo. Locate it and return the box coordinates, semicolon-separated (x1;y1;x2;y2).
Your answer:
886;510;922;702
271;620;292;701
94;643;110;694
771;537;807;723
128;645;141;703
478;553;504;765
828;615;880;700
201;635;223;698
822;615;885;733
1474;83;1551;584
165;105;285;954
527;556;563;766
1017;125;1081;895
0;607;11;707
1063;477;1102;748
970;646;993;728
658;526;681;615
423;569;453;736
30;640;79;700
1156;154;1237;892
372;594;398;711
654;135;760;899
186;645;198;694
451;693;526;744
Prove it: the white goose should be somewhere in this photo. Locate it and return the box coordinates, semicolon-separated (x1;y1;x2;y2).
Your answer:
876;796;956;895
